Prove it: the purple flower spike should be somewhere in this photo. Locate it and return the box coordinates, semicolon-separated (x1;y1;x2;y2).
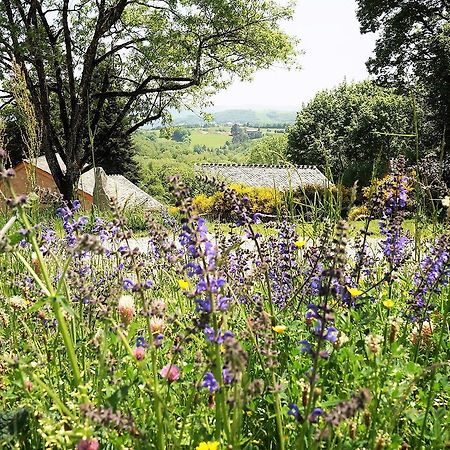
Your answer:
202;372;219;393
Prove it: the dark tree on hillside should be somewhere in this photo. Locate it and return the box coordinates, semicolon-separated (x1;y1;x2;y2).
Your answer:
356;0;450;150
231;124;248;144
0;0;296;200
172;129;191;144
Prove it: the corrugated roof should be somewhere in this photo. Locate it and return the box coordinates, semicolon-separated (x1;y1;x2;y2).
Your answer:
33;155;163;210
106;175;163;209
197;163;330;190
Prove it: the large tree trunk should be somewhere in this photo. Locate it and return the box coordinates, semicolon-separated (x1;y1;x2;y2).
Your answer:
60;164;81;202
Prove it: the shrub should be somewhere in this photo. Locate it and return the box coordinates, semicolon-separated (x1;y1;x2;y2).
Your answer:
192;184;281;220
348;205;370;221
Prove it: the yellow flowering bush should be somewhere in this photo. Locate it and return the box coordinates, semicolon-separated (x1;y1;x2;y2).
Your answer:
348;205;370;221
192;184;281;219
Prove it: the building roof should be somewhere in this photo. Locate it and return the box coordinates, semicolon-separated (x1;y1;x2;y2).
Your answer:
197;163;330;190
31;155;163;210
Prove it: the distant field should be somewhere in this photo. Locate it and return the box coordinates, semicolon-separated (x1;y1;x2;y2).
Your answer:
139;126;281;150
189;128;230;148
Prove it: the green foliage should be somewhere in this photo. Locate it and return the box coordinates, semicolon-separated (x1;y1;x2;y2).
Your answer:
248;134;288;164
134;129;250;202
0;0;297;199
290;184;356;223
287;81;416;185
88;98;141;184
1;159;450;449
231;124;249;144
171;128;191;143
356;0;450;150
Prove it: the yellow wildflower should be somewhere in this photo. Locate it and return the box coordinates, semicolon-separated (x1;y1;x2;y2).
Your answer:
196;442;220;450
383;299;394;309
178;279;189;290
347;287;363;297
294;240;306;249
272;325;287;334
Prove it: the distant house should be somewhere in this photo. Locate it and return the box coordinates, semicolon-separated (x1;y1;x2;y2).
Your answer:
197;163;330;191
3;154;163;210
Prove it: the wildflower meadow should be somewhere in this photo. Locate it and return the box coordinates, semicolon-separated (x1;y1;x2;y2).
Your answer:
0;151;449;449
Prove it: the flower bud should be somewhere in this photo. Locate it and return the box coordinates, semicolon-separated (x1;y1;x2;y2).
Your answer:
133;347;146;361
150;317;165;334
118;295;135;325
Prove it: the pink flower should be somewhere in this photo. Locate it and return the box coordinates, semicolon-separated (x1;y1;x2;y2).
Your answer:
76;438;99;450
133;346;146;361
159;363;180;382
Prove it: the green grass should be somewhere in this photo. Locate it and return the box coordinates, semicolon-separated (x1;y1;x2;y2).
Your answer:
189;128;230;148
214;219;440;239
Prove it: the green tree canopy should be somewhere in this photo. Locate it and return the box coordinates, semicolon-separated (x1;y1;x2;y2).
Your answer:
172;129;191;144
356;0;450;149
231;124;248;144
248;133;288;164
0;0;296;199
287;81;415;185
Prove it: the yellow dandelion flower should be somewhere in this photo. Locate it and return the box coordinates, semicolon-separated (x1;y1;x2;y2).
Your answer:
272;325;287;334
178;279;189;290
294;240;306;249
196;442;220;450
383;299;394;309
347;287;363;297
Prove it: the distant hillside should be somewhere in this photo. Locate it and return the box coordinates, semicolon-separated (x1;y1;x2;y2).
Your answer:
171;109;296;127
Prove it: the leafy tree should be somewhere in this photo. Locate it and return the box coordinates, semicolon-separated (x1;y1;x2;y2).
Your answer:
248;134;288;164
0;0;295;200
172;129;191;144
193;144;207;154
231;124;248;144
89;99;140;183
287;81;415;185
1;66;140;183
356;0;450;149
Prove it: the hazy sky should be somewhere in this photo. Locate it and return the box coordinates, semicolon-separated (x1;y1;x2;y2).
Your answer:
212;0;377;109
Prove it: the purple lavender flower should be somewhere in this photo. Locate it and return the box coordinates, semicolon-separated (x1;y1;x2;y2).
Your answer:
300;340;313;355
308;407;323;423
202;372;219;393
409;234;450;317
123;278;135;290
204;326;215;342
204;327;233;343
222;368;234;384
136;336;148;348
196;298;212;313
217;294;230;311
287;403;303;423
